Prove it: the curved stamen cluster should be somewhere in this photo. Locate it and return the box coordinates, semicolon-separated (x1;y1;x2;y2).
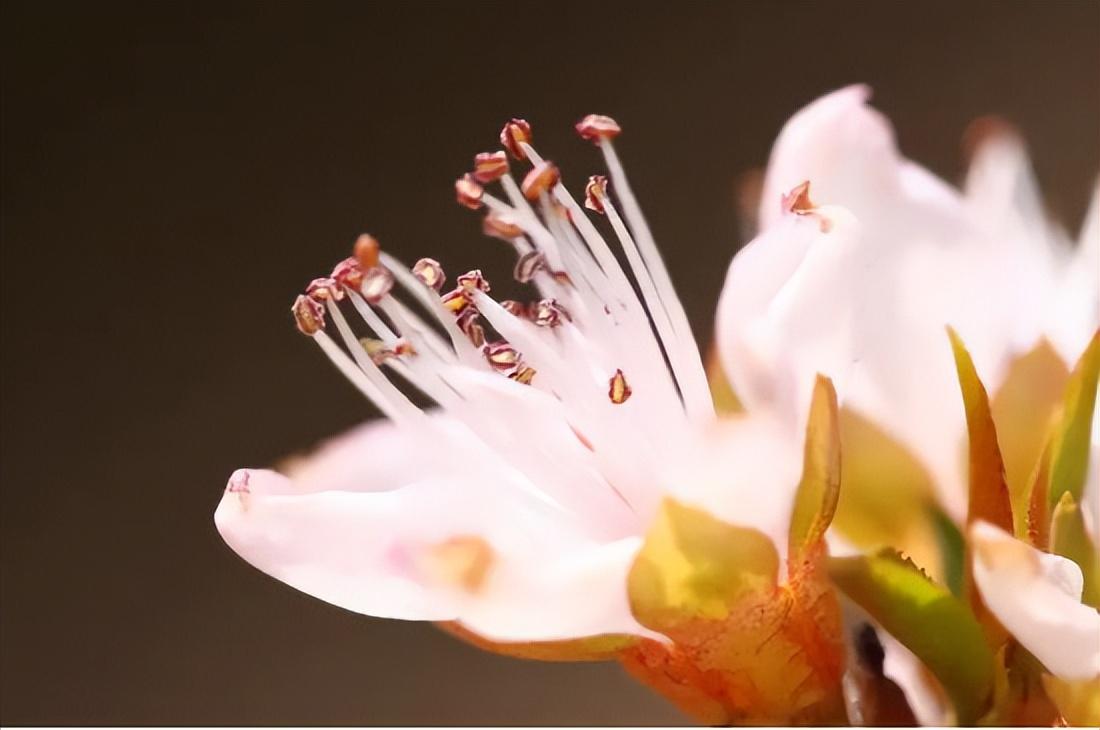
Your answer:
288;114;714;522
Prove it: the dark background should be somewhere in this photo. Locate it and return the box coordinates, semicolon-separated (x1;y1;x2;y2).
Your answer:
2;0;1097;725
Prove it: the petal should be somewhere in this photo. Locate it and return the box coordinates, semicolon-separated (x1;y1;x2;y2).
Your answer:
970;521;1100;680
721;89;1044;523
757;85;900;230
215;467;652;642
1047;181;1100;366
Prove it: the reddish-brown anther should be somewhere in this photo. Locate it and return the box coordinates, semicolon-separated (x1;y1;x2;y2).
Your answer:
457;269;491;294
513;251;545;284
499;300;529;319
353;234;381;269
608;368;632;404
484;342;520;372
455;175;484;210
472;151;509;183
306;277;343;302
360;266;395;303
412;258;445;292
585;175;609;214
331;257;365;291
292;294;326;336
521;161;560;201
781;180;816;215
482;212;524;241
575;114;621;143
500;119;532;160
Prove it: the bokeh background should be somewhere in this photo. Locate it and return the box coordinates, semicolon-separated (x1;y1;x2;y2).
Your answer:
2;0;1097;724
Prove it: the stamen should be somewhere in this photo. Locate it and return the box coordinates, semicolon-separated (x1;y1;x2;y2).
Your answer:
575;114;622;143
533;298;569;328
353;234;381;269
510;365;537;385
482;212;525;241
521;161;560;201
608;368;632;404
500;118;532;160
306;277;343;302
360;266;395;303
472;151;509;183
331;257;364;290
292;294;326;335
455;174;484;210
780;180;832;232
441;288;471;314
412;257;445;292
500;300;529;318
584;175;608;214
484;341;521;372
513;251;545;283
457;269;491;294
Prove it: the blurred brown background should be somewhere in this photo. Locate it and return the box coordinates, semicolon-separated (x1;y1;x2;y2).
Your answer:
2;0;1097;725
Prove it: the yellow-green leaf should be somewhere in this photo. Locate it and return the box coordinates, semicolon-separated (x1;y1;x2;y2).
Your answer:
1050;492;1100;608
990;340;1070;536
830;407;946;582
828;551;994;724
628;498;777;626
1049;330;1100;509
947;326;1014;533
788;375;841;564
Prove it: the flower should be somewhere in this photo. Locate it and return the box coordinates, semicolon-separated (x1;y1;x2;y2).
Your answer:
717;86;1098;725
216;88;1099;726
216;116;850;723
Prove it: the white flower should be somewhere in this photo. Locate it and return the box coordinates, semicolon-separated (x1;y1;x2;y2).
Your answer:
718;85;1099;722
215;116;809;650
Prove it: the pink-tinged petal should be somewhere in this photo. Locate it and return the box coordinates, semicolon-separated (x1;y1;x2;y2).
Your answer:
215;465;651;640
1048;182;1100;366
281;416;454;494
970;521;1100;680
715;208;861;429
661;413;804;570
757;85;899;231
720;88;1052;522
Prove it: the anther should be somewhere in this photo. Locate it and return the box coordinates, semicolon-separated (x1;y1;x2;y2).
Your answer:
510;365;537;385
292;294;326;335
533;298;569;328
500;300;530;319
780;181;832;232
306;277;343;302
472;151;509;183
484;342;521;372
441;288;471;314
457;269;491;294
608;368;632;404
412;258;445;292
353;234;381;269
513;250;545;283
584;175;609;214
455;174;484;210
521;160;560;201
455;308;483;346
331;257;365;291
360;266;395;303
482;212;525;241
575;114;622;143
500;119;532;160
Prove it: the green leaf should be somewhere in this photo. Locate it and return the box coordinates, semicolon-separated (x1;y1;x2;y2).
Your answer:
1049;331;1100;508
828;552;994;724
947;326;1013;533
1050;492;1100;608
628;498;778;626
788;375;841;564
